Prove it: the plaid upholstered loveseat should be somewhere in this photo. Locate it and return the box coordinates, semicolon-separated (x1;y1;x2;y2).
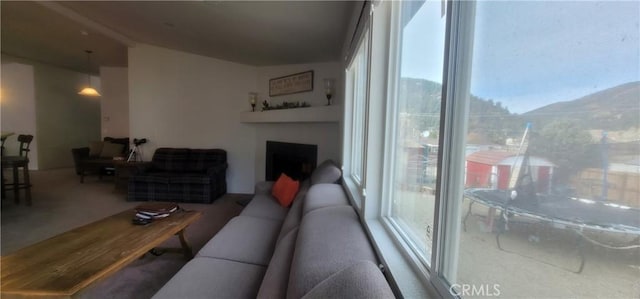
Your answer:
127;148;227;203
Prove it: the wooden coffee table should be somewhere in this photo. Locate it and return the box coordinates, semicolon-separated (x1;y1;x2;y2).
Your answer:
0;209;202;298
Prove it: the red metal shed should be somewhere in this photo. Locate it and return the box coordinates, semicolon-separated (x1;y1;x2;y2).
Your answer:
465;150;555;193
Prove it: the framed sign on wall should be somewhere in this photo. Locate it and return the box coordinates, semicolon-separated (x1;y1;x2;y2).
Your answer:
269;70;314;97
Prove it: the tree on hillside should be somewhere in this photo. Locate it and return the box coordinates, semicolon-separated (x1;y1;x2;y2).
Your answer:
529;120;600;185
468;96;517;144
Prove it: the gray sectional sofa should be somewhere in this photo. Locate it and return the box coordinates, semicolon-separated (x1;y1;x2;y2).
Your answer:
152;160;396;298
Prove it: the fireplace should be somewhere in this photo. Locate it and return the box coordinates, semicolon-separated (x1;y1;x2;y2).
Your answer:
266;141;318;181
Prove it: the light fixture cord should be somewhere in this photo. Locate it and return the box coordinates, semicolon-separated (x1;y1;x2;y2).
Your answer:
86;50;92;85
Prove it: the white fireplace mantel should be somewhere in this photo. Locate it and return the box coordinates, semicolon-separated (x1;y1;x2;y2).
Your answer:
240;105;341;123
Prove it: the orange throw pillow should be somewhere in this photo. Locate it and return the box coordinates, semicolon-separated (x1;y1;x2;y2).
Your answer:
272;173;300;207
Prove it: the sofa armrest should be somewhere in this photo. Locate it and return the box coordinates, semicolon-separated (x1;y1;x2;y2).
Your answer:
71;147;90;175
72;147;90;159
254;181;275;195
206;163;228;177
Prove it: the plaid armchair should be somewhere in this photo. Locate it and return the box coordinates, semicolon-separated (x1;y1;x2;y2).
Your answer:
127;148;227;203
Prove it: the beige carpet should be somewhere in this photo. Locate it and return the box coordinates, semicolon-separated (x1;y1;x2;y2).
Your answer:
1;168;251;298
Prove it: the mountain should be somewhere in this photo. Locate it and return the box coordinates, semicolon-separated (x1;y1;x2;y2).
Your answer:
522;82;640;131
399;79;639;144
400;78;520;144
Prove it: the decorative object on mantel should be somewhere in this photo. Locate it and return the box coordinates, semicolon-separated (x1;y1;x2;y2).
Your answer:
78;50;101;97
324;78;335;105
248;92;257;112
239;104;341;123
269;70;313;97
261;101;310;111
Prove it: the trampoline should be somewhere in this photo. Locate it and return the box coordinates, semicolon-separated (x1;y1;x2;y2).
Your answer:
463;188;640;273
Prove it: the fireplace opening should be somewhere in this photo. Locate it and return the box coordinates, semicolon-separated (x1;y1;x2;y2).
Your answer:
266;141;318;181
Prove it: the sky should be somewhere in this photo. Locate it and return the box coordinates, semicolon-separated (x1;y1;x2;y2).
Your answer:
401;1;640;114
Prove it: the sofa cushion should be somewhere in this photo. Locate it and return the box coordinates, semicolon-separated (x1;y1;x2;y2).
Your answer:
129;172;172;184
310;160;342;185
88;141;104;157
240;194;288;221
99;142;124;158
103;137;130;155
287;206;378;299
170;173;211;184
276;180;309;242
254;181;275;195
303;183;349;216
302;261;395;299
197;216;282;266
152;148;190;172
272;173;300;207
256;227;298;299
152;257;266;299
187;149;227;172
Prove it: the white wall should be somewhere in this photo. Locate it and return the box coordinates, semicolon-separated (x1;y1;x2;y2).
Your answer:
128;44;258;193
35;65;101;169
128;44;345;192
252;62;344;182
100;67;129;138
255;62;343;108
1;55;101;170
1;62;38;169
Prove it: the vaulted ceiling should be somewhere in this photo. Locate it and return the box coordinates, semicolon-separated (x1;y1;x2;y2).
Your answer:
1;1;357;74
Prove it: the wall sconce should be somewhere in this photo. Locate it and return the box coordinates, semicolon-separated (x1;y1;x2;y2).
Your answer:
248;92;258;112
324;78;335;106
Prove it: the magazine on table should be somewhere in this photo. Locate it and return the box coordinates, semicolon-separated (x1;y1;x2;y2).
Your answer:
135;203;179;214
132;203;180;224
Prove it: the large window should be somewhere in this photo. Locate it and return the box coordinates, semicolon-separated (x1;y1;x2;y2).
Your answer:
344;28;370;199
385;0;446;265
444;1;640;297
343;1;639;298
351;32;369;185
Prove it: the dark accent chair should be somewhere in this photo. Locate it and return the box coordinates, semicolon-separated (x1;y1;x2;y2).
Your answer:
128;148;227;203
71;137;130;182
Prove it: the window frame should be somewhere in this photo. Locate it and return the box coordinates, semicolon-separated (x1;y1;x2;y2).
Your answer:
342;0;444;296
431;1;476;295
341;1;480;298
343;19;373;207
380;0;448;273
350;34;369;186
344;0;639;298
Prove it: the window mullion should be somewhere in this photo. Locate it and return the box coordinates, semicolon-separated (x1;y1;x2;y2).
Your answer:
381;0;402;218
431;1;476;296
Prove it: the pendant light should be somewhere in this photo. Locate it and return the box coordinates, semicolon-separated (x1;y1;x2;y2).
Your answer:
78;50;101;97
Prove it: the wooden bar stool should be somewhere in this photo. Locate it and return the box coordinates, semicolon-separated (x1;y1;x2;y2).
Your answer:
1;132;15;156
1;135;34;205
